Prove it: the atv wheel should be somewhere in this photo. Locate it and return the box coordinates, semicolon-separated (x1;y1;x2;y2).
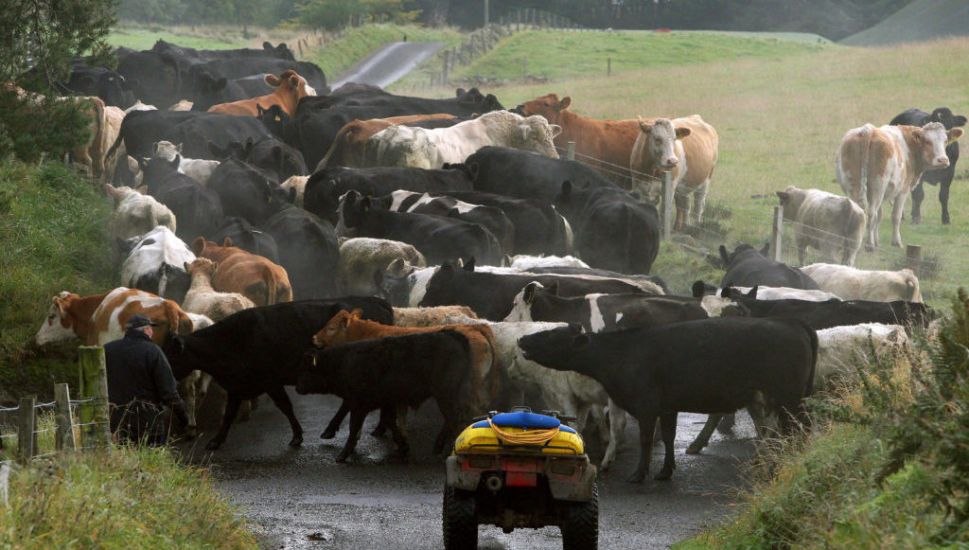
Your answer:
560;482;598;550
443;484;478;550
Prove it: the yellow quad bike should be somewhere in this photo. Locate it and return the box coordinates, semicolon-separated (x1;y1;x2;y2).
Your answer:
443;407;598;550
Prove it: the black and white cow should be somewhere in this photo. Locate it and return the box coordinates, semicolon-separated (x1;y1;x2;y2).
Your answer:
443;190;573;256
120;226;196;303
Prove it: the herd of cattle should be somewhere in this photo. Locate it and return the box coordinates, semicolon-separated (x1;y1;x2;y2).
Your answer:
20;38;961;483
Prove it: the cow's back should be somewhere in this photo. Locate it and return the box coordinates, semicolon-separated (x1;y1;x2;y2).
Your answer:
672;115;719;188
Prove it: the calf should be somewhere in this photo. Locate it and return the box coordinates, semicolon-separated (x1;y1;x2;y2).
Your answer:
837;121;963;249
162;298;393;450
800;263;922;303
339;237;427;296
104;185;176;241
776;186;865;266
720;243;820;289
35;287;193;346
152;140;220;185
182;258;256;321
120;226;196;303
519;319;817;482
192;237;292;306
297;331;475;462
889;107;968;224
208;70;312;117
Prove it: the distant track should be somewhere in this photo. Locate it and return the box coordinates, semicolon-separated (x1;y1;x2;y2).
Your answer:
331;41;444;89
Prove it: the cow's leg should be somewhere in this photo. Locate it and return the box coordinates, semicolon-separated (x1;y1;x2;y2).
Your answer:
940;179;952;225
717;413;735;433
910;181;924;225
628;411;658;483
265;386;303;448
372;407;391;437
891;194;907;248
601;401;627;471
674;190;689;231
655;412;678;480
387;409;410;461
686;414;721;454
177;373;198;439
206;394;242;450
322;402;350;439
691;180;710;225
336;409;365;463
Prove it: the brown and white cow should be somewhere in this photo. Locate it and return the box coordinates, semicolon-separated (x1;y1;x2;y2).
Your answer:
35;287;193;347
192;237;293;306
776;186;866;266
836;122;963;249
207;70;312;117
316;113;457;170
630;115;719;231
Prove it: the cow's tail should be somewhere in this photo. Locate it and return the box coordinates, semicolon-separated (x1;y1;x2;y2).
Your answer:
840;198;865;264
106;109;135;164
317;122;353;169
262;264;279;305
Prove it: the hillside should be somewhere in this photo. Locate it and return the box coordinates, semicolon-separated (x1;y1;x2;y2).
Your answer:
842;0;969;46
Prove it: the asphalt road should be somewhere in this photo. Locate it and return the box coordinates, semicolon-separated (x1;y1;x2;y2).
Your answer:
330;42;445;90
180;391;755;549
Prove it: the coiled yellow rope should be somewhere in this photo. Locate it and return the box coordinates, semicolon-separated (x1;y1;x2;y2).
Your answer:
487;417;560;446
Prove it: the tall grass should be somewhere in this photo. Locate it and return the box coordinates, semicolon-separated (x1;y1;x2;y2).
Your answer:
0;447;258;549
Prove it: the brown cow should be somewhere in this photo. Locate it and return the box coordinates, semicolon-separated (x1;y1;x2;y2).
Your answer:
35;287;193;346
192;237;293;306
207;70;311;117
630;115;719;231
837;122;963;250
517;93;640;179
315;113;457;170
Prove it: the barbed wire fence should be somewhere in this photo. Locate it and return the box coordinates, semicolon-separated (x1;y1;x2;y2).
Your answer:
0;346;111;507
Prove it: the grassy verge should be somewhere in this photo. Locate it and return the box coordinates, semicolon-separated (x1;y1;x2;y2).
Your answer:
107;25;256;51
0;447;258;549
0;161;115;401
678;292;969;547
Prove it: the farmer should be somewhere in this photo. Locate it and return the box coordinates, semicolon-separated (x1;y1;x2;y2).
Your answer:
104;314;188;446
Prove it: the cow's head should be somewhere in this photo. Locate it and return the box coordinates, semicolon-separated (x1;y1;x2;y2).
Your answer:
718;243;768;268
338;190;370;233
774;185;807;220
929;107;968;130
517;115;561;158
633;117;690;203
152;140;182;161
185;257;217;279
913;121;964;170
518;324;590;373
517;94;572;126
505;281;558;322
35;291;81;345
258;104;290;139
265;70;309;100
376;258;418;305
312;308;362;348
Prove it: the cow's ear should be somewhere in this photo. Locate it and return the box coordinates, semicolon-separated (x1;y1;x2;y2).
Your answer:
523;282;540;304
192;237;206;256
955;115;968;127
638;115;652;134
748;286;759;298
463;257;476;271
350;308;362;320
176;142;183;153
948;128;964;143
222;237;234;247
776;191;789;204
718;245;730;265
549;124;562;139
759;242;770;256
571;333;591;350
691;280;706;298
289;75;300;88
388;257;404;274
438;263;455;281
558;96;571;111
675;127;691;140
265;73;281;87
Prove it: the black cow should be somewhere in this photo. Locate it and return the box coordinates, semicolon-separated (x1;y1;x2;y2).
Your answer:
207;159;290;225
109;110;272;160
210;135;308;182
507;281;706;331
211;217;280;263
303;166;473;224
339;191;503;266
719;294;930;331
63;61;136;108
261;207;341;299
464;146;621;203
161;297;392;450
519;319;817;482
415;263;646;320
719;243;820;289
296;331;475;462
141;157;225;241
185;65;250;112
374;191;517;254
890;107;968;225
557;183;660;274
442;191;573;256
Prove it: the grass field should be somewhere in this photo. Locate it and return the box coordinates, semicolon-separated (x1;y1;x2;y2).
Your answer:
485;37;969;304
107;25;255;51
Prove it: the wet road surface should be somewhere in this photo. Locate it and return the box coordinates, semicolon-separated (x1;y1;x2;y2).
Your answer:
180;391;755;549
331;42;444;89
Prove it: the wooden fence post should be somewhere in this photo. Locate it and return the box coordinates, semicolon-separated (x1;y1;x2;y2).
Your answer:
906;245;923;275
78;346;111;449
566;141;576;161
54;383;76;451
607;57;612;76
17;396;35;464
442;50;450;86
662;171;674;240
772;205;784;262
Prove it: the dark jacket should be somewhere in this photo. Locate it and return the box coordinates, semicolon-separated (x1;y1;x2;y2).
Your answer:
105;329;188;424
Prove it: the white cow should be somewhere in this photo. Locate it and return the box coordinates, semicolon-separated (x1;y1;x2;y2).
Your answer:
152;141;220;186
367;110;561;169
509;254;590;270
800;263;922;303
815;323;909;388
776;186;866;266
104;185;176;241
120;226;196;301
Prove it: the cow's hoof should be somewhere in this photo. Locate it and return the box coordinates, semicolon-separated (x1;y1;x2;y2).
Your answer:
654;468;674;481
599;460;612;472
289;435;303;448
320;429;336;439
335;452;350;463
205;439;223;451
685;444;703;455
626;470;646;484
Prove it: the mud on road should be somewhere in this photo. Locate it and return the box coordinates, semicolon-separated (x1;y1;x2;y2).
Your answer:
180;391;754;549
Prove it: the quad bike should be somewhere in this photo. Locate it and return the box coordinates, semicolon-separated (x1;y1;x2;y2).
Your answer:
443;407;598;550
